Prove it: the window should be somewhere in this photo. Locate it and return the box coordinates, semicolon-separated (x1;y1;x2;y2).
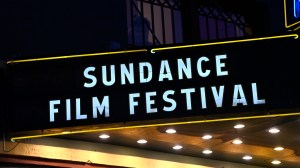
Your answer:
127;0;183;47
198;4;250;41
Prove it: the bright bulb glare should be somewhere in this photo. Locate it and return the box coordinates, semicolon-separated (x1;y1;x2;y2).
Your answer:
269;128;280;134
166;129;176;134
173;145;183;150
62;131;71;134
274;147;284;151
137;139;147;144
243;155;252;160
234;124;245;129
232;139;243;145
202;135;212;140
202;149;213;154
99;134;110;139
271;160;281;165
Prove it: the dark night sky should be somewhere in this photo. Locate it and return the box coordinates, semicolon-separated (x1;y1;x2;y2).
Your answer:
0;0;127;59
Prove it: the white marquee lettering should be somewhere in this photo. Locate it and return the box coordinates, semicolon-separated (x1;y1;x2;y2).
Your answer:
197;57;211;77
211;86;225;108
159;60;173;81
146;92;158;113
216;54;228;76
83;67;97;88
102;65;116;86
49;100;60;122
181;88;195;110
76;98;87;120
163;90;177;112
66;99;71;121
233;84;247;106
129;93;140;115
139;62;153;83
121;63;134;85
200;87;207;109
178;58;192;80
252;83;266;104
93;96;110;118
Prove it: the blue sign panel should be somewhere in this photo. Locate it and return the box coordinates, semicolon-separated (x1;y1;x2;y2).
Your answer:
285;0;300;28
295;0;300;18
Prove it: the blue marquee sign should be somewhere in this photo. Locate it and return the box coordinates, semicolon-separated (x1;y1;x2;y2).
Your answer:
295;0;300;18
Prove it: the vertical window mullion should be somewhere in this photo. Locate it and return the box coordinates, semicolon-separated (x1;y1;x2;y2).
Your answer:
130;0;135;45
205;15;210;40
171;8;176;43
161;5;166;44
215;15;219;39
150;1;155;45
224;14;228;39
233;21;237;37
140;1;145;46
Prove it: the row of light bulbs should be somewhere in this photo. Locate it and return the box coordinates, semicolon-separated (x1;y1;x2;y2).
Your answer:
98;123;283;165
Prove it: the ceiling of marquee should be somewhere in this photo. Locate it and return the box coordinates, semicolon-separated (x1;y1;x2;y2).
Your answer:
53;115;300;168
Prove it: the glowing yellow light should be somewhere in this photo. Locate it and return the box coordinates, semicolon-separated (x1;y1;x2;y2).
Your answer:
268;128;280;134
10;112;300;142
202;135;212;140
172;145;183;150
271;160;281;165
7;35;298;64
6;49;148;64
234;124;245;129
150;34;298;53
99;134;110;139
202;149;213;154
294;25;300;31
165;129;176;134
61;131;71;134
243;155;253;160
232;139;243;145
274;146;284;151
137;139;148;144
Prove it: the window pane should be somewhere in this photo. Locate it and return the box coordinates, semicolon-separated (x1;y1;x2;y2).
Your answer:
199;16;208;40
174;10;182;43
208;18;217;40
164;8;173;44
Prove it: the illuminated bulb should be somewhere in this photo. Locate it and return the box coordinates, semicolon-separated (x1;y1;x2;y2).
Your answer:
173;145;183;150
271;160;281;165
137;139;147;144
202;149;213;154
62;131;71;134
202;135;212;140
166;129;176;134
274;147;284;151
232;139;243;145
268;128;280;134
234;124;245;129
243;155;253;160
99;134;110;139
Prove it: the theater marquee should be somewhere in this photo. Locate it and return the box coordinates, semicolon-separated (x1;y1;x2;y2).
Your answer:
6;34;300;138
48;53;265;123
